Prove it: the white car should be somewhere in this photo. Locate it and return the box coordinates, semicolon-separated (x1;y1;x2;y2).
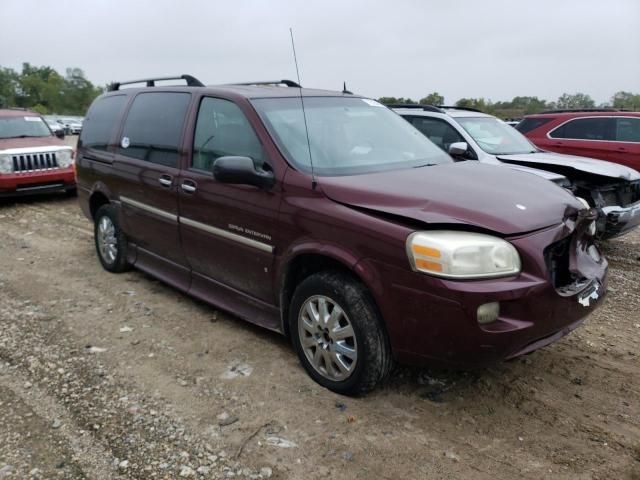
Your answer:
392;104;640;239
58;118;83;135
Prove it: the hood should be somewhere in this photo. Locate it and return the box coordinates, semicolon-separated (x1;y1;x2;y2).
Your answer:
319;161;583;236
0;136;65;151
497;151;640;181
502;163;568;183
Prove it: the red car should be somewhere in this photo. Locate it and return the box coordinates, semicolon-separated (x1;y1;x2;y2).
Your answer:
76;76;607;394
0;109;76;197
518;110;640;171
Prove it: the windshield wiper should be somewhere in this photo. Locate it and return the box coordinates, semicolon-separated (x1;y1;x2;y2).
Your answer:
413;163;438;168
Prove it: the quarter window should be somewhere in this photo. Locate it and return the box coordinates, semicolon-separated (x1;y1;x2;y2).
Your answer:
615;117;640;142
119;92;191;167
192;97;264;171
550;117;615;141
80;95;127;151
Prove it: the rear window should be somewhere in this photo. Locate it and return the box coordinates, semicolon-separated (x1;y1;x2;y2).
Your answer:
118;92;191;167
81;95;128;151
515;117;554;134
550;117;615;141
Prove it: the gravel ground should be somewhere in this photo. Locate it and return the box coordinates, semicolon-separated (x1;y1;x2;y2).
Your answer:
0;187;639;479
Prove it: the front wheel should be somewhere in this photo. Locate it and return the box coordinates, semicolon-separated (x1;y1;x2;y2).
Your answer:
94;204;130;273
289;271;393;395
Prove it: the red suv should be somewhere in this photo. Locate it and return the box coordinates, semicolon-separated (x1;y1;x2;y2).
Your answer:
518;110;640;171
0;109;76;197
76;76;607;394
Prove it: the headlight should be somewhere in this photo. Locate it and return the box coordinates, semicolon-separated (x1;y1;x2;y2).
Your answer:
0;154;12;173
56;148;74;168
406;230;521;279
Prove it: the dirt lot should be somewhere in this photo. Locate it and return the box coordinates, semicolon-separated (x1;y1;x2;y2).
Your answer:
1;180;639;478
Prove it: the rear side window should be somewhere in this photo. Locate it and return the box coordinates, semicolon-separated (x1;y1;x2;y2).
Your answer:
615;118;640;142
515;117;553;134
119;92;191;167
192;97;264;171
550;117;615;141
407;116;464;151
81;95;128;151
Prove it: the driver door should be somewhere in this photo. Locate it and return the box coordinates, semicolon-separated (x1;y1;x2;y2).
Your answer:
178;96;281;305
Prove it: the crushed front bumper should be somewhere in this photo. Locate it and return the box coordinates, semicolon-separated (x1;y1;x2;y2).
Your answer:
598;200;640;239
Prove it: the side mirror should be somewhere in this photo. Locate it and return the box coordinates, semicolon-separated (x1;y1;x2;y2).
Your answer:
448;142;468;157
55;129;65;139
213;156;275;189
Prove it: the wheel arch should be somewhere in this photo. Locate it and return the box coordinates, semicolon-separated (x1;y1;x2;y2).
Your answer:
278;246;387;340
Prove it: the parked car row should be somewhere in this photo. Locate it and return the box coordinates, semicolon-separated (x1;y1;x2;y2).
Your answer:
1;76;637;394
392;105;640;239
44;115;84;135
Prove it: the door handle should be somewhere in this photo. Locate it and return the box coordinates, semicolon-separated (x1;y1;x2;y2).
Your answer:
181;181;197;193
158;175;173;187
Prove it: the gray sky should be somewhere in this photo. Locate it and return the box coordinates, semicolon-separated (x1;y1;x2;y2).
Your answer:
1;0;639;104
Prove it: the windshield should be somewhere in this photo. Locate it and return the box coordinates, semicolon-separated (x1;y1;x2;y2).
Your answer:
251;97;451;176
0;116;52;139
456;117;537;155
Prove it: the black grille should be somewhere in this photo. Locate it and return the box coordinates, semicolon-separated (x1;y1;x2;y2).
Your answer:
11;152;59;172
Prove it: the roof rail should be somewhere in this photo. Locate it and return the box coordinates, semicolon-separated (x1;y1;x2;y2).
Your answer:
107;74;204;91
538;108;624;114
231;80;302;88
437;105;483;113
6;107;29;111
385;104;444;113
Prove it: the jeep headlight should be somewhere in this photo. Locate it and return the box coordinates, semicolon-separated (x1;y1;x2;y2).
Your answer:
56;148;74;168
406;231;521;279
0;154;12;173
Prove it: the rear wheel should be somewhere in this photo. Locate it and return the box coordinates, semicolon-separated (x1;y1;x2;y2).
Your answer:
94;204;130;273
289;271;392;395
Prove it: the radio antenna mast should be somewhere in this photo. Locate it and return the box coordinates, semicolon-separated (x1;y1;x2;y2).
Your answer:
289;28;317;189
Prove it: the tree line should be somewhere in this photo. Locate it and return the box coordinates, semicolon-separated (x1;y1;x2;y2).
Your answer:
0;63;103;115
2;63;639;119
378;91;640;118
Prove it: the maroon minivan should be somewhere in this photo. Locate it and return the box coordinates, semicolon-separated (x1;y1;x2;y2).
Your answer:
76;76;607;395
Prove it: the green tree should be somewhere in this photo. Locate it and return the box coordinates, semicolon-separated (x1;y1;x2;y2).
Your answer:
419;92;444;105
0;63;102;114
0;67;20;108
455;97;491;112
611;91;640;111
377;96;417;105
555;92;595;110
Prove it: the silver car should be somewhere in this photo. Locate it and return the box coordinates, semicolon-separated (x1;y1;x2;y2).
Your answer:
392;105;640;239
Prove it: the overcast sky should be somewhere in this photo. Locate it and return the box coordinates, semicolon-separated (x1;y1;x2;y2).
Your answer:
1;0;639;104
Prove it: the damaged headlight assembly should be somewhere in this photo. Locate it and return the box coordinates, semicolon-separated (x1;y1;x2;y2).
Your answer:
406;230;521;280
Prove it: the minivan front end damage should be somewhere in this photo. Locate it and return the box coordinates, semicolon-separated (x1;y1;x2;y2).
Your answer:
498;154;640;239
358;210;607;369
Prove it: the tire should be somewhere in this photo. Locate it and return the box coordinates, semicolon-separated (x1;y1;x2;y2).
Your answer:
289;271;393;395
94;204;130;273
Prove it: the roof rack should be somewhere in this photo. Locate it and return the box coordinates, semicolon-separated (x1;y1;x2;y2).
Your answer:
385;104;444;113
6;107;28;111
539;108;624;114
232;80;302;88
437;105;483;113
107;74;204;91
